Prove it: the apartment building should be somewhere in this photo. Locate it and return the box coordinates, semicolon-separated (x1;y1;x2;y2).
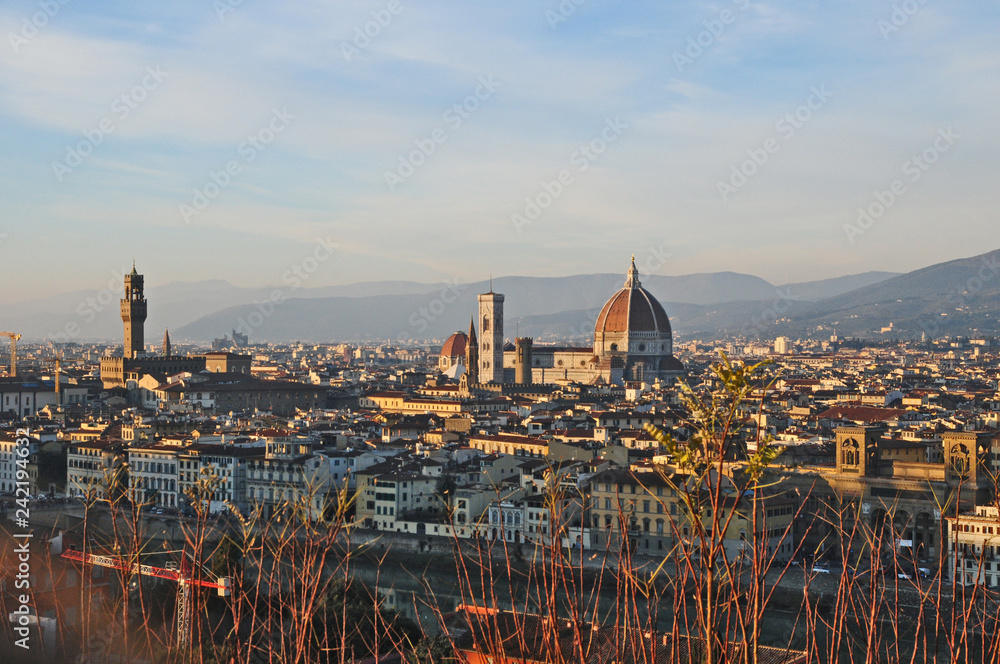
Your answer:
177;444;256;514
245;442;332;521
66;440;124;498
589;468;683;554
469;433;548;459
0;432;38;494
947;505;1000;587
127;444;180;508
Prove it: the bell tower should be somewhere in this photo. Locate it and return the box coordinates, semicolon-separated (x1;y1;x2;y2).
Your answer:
477;286;504;384
836;426;881;476
943;431;987;486
121;262;147;359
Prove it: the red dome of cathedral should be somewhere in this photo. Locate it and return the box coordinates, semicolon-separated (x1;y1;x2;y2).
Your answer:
440;331;468;358
594;259;672;337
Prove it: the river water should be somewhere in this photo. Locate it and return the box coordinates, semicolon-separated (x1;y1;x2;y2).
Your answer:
344;551;808;651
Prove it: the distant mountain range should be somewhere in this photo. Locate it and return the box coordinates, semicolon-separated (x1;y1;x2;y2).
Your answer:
8;250;1000;344
739;250;1000;340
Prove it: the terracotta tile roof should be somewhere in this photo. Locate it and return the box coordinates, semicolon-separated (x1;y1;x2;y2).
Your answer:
446;609;806;664
471;433;548;445
441;331;468;358
595;286;672;335
816;405;907;422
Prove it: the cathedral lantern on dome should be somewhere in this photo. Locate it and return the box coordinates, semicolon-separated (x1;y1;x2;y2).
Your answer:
593;257;683;383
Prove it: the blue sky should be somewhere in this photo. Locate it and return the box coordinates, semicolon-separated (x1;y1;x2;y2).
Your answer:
1;0;997;303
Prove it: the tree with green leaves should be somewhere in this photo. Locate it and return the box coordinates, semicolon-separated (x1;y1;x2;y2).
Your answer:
643;352;783;664
409;635;454;664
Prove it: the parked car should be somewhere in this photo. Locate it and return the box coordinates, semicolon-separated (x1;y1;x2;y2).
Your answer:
812;564;831;574
882;561;917;580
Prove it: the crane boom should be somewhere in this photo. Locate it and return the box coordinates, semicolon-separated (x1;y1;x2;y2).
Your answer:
62;548;230;652
61;549;230;592
44;352;62;405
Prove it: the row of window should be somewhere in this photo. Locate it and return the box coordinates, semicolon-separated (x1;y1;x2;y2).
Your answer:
180;473;232;485
598;483;676;497
132;477;176;492
180;459;232;470
956;523;998;534
494;511;521;526
960;572;999;587
965;559;998;570
600;497;678;515
254;487;309;502
131;461;176;475
68;460;107;470
741;528;790;540
592;528;690;548
955;543;1000;557
593;515;670;533
248;471;304;481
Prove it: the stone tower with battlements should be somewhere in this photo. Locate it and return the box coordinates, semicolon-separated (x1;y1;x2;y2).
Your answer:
121;263;148;359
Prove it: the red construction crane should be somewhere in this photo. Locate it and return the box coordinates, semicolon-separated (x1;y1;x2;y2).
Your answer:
61;548;230;651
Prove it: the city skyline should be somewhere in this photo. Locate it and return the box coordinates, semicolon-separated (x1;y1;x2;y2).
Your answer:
4;3;1000;661
1;1;998;303
5;245;998;346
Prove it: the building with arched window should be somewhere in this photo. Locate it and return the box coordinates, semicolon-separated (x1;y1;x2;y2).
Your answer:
454;258;685;388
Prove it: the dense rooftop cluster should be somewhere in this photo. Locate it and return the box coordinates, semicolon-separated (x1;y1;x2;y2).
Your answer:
3;333;1000;581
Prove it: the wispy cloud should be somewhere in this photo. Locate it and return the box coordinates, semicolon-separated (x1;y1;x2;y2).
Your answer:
0;0;997;300
665;79;727;100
